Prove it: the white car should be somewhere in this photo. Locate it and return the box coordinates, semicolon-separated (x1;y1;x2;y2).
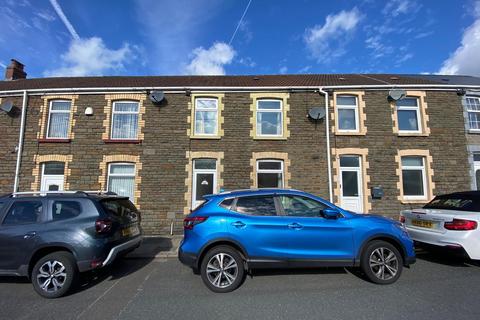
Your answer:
400;191;480;260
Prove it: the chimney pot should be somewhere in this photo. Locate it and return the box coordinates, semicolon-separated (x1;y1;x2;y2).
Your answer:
5;59;27;81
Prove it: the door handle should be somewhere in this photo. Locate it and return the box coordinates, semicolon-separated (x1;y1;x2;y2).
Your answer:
231;221;246;228
24;231;37;239
288;223;303;230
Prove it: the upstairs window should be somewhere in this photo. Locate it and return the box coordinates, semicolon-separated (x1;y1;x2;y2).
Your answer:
401;156;426;200
466;96;480;131
396;97;421;133
47;100;71;139
257;160;284;188
111;101;139;140
194;98;218;136
336;95;358;132
256;99;283;137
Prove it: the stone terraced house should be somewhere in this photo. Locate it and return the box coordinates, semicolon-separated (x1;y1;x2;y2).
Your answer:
1;59;480;234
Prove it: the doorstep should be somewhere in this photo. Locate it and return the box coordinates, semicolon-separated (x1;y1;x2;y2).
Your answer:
125;235;183;259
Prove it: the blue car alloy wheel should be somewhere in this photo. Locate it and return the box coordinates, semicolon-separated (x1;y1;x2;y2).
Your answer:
179;188;415;292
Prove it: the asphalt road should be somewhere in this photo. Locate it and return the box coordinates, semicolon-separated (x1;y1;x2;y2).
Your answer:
1;249;479;320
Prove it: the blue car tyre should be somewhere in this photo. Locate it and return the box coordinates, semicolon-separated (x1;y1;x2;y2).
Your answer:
31;252;78;299
360;240;403;284
200;246;245;293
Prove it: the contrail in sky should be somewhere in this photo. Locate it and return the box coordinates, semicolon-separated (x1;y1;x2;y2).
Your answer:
49;0;80;40
229;0;253;45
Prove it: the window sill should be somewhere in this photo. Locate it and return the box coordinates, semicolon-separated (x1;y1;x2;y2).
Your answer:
190;136;222;140
38;138;71;143
468;129;480;134
253;136;288;140
103;139;142;144
397;132;429;137
335;131;366;136
400;198;429;204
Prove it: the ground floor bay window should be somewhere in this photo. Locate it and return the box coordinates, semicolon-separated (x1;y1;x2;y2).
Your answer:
107;163;135;202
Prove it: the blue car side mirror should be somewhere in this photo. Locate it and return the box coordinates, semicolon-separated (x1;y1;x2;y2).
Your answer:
322;208;340;219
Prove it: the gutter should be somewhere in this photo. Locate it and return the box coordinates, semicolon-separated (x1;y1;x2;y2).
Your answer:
318;88;334;203
13;90;28;193
1;83;480;96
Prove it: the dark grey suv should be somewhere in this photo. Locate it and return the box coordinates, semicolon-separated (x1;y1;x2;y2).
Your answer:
0;191;142;298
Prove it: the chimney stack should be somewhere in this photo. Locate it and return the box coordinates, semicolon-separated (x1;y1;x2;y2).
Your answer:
5;59;27;81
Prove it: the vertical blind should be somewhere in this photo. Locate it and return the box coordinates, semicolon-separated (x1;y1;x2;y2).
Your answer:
108;163;135;202
47;101;71;138
111;102;139;139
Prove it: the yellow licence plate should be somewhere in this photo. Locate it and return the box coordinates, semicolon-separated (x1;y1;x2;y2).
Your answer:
411;219;434;228
122;226;139;237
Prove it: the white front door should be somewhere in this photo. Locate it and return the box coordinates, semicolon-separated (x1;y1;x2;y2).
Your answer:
192;159;217;209
474;158;480;190
41;175;64;191
339;155;363;213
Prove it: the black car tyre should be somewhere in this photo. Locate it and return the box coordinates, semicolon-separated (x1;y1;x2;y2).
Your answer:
361;240;403;285
31;252;78;298
200;246;245;293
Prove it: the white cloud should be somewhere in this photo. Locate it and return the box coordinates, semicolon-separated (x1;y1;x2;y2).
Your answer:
184;42;235;75
365;35;393;59
279;66;288;74
382;0;415;17
304;8;362;63
44;37;134;77
439;2;480;76
0;61;6;69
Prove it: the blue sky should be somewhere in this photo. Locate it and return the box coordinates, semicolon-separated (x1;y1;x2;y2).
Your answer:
0;0;479;78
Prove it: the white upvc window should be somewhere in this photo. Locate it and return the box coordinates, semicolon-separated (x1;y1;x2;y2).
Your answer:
46;100;71;139
396;97;422;133
401;156;427;200
256;99;283;137
257;160;284;188
337;95;359;132
107;163;136;202
111;101;139;140
466;96;480;131
194;98;218;136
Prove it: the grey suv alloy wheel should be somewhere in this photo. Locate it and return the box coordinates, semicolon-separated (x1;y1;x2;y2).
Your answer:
200;246;245;293
32;252;78;298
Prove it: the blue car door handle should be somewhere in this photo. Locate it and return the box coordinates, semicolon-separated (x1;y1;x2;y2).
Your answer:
288;223;303;230
232;221;246;228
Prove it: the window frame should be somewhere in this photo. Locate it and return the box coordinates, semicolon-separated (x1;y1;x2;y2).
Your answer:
1;199;45;226
396;97;422;134
48;199;83;221
256;99;284;137
466;96;480;132
40;161;65;192
277;194;329;218
401;156;427;200
336;95;359;133
110;100;140;140
256;159;284;188
193;97;219;136
107;162;136;202
46;100;72;139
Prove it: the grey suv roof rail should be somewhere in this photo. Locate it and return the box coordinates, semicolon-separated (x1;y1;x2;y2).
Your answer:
11;190;118;197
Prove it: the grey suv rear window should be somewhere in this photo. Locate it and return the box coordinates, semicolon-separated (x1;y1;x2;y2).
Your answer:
101;199;138;217
3;201;43;225
52;201;82;220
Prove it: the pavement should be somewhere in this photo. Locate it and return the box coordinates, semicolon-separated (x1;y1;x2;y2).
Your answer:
1;246;480;320
124;235;183;259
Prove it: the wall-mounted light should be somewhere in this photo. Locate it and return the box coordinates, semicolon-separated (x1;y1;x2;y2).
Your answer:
85;107;93;116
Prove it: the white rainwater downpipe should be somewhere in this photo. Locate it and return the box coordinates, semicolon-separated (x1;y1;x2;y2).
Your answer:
318;88;333;203
13;90;28;193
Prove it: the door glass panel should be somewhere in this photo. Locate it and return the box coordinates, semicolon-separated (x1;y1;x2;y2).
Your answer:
195;173;214;200
194;159;216;170
342;171;359;196
43;162;65;175
235;196;277;216
3;201;43;225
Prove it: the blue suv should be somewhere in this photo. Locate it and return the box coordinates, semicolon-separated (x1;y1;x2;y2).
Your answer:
179;189;415;292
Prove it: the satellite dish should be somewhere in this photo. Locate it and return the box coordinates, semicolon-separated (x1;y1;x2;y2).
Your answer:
307;107;325;120
0;101;14;113
388;89;406;101
149;90;165;104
